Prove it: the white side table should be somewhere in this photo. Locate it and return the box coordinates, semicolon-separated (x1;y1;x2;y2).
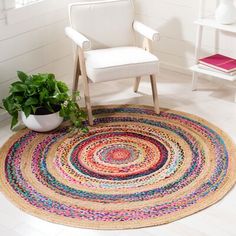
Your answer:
190;0;236;92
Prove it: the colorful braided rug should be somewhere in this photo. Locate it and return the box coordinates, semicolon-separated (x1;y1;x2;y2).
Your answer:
0;105;236;229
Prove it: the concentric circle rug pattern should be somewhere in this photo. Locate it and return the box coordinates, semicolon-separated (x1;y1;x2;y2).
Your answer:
0;105;236;229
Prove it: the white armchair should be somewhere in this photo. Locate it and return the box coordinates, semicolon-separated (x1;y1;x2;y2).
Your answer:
65;0;160;125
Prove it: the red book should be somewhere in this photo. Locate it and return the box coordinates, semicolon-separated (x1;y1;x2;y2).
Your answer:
199;54;236;73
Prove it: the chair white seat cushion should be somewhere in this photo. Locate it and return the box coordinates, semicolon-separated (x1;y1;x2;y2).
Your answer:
84;47;159;83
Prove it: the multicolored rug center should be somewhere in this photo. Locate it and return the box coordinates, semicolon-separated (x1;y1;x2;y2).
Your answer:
0;105;236;229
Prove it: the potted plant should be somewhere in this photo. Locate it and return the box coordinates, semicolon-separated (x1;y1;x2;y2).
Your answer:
1;71;88;132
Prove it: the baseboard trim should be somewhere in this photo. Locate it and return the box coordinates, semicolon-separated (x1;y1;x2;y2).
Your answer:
160;62;191;76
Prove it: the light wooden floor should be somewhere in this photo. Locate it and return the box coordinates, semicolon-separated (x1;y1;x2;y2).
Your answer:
1;69;236;236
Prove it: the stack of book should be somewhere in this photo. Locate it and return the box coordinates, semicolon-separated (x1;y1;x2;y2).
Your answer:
198;54;236;76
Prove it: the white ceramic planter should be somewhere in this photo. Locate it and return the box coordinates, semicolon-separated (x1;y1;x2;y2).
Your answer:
21;111;63;132
215;0;236;24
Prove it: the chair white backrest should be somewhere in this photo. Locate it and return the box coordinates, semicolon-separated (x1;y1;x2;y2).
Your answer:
69;0;135;50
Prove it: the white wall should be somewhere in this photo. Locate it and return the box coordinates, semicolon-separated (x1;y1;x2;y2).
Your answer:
0;0;236;119
134;0;236;73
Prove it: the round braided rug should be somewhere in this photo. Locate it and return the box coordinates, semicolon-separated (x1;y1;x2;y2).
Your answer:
0;105;236;229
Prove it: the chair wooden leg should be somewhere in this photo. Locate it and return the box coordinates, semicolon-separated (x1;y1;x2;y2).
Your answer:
72;54;81;100
150;74;160;114
134;76;141;92
78;47;93;126
82;76;93;126
192;72;198;91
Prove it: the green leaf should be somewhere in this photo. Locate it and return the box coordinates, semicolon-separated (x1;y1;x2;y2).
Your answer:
31;106;37;114
31;74;47;85
59;107;65;117
10;112;18;129
48;73;55;81
24;97;38;106
51;92;67;102
46;74;56;91
2;97;17;114
26;84;38;96
23;106;32;117
39;88;48;103
57;81;69;93
45;102;54;113
10;82;27;93
17;71;28;82
14;96;24;103
81;126;89;133
73;91;81;98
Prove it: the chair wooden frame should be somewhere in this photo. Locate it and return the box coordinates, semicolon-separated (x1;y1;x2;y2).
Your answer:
66;2;160;126
134;38;159;115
